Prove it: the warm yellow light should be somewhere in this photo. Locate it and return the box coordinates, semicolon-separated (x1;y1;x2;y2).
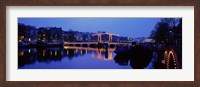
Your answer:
167;50;177;69
55;51;57;56
43;50;46;56
19;51;24;56
50;51;52;55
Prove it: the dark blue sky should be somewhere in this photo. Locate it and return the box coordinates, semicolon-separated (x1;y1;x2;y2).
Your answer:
18;18;161;38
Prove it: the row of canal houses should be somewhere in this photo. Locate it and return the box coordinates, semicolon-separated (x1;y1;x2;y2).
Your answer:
18;23;63;45
18;23;135;46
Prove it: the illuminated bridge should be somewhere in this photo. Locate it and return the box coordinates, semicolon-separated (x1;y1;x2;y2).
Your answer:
64;32;132;47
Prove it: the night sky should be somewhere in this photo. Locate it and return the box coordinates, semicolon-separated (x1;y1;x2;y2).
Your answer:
18;18;161;38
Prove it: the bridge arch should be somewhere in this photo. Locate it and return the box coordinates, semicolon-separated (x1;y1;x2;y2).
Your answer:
164;48;179;69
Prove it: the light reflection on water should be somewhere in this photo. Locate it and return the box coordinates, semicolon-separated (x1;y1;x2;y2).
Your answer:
18;46;132;69
64;46;115;60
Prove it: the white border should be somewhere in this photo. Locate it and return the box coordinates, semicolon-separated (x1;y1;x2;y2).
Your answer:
6;6;194;81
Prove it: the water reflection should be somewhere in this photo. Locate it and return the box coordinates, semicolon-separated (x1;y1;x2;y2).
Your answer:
19;46;125;69
18;46;154;69
63;46;115;60
18;48;63;67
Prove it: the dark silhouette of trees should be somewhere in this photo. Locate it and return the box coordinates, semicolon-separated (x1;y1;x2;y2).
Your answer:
150;21;170;44
150;18;182;47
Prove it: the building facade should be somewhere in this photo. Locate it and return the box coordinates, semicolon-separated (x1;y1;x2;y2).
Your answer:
18;23;36;44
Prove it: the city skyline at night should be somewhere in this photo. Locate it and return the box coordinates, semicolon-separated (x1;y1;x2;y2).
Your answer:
18;18;161;38
18;18;182;69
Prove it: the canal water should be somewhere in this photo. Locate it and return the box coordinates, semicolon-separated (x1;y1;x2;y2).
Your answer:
18;46;154;69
